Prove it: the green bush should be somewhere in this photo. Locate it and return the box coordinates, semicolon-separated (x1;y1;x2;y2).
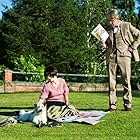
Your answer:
13;55;45;82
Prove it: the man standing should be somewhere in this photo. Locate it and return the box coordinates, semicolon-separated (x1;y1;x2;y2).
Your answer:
101;9;140;111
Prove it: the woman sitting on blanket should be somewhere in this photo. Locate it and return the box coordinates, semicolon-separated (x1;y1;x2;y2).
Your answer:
36;66;79;126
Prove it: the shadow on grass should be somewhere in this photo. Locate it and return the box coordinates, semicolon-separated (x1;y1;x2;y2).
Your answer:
0;106;33;110
0;111;15;116
0;92;39;95
0;106;34;117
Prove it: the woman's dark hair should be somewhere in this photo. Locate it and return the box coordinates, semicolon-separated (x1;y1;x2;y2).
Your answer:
44;66;58;77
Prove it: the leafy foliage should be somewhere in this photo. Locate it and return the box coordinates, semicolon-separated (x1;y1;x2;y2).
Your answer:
0;0;114;75
0;0;139;79
13;55;45;81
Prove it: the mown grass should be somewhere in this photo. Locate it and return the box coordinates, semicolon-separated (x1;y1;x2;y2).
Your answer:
0;91;140;140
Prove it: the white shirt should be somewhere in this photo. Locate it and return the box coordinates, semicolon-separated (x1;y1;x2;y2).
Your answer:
113;22;120;33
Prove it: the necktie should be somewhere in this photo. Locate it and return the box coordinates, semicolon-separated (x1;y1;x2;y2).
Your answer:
112;32;116;54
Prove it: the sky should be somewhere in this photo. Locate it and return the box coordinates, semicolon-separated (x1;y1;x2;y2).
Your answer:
0;0;139;18
0;0;12;18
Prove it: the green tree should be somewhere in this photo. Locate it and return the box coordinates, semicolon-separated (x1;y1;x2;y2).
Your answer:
0;0;113;75
0;9;34;69
87;0;113;75
13;55;45;81
112;0;139;27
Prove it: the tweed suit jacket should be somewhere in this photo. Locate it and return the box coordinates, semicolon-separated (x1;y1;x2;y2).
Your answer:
105;21;140;64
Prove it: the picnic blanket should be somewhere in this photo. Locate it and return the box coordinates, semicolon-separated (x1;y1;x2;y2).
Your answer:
56;110;108;125
0;110;108;127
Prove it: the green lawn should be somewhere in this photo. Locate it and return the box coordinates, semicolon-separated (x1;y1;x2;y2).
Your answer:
0;91;140;140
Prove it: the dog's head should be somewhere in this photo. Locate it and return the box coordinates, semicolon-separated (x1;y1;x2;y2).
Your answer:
34;102;44;113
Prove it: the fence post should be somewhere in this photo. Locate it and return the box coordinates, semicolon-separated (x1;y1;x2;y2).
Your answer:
4;69;13;93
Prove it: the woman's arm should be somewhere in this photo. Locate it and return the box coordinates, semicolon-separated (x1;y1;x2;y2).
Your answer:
62;79;69;105
64;94;69;105
39;84;49;102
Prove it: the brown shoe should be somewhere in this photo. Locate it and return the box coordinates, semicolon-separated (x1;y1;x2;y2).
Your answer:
107;108;116;112
124;107;131;111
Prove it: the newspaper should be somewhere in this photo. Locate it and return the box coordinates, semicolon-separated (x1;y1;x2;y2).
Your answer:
91;24;109;42
56;110;108;125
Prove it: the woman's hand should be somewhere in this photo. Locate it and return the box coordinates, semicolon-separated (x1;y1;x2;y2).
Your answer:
64;95;69;105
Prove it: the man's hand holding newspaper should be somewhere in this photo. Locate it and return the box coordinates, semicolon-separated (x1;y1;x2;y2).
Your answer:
91;24;109;49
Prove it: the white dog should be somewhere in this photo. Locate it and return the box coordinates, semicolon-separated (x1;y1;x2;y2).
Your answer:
33;102;47;127
14;102;47;127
